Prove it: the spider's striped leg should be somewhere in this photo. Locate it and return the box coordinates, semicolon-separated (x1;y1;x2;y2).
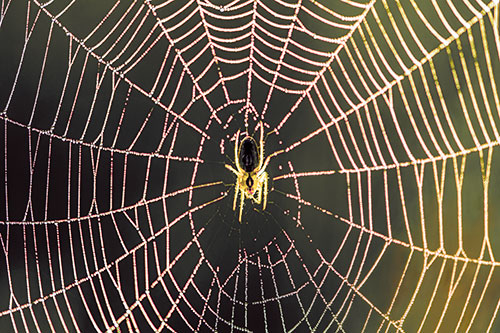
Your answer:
258;149;284;178
234;129;241;171
225;164;239;175
233;180;240;211
262;172;268;211
254;181;262;205
239;187;245;222
225;164;241;212
257;122;264;170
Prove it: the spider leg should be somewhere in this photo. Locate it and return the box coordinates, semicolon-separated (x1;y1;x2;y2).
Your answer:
225;164;239;175
257;149;284;177
253;181;262;205
239;186;245;222
234;129;242;171
257;122;264;170
263;172;268;211
233;179;240;211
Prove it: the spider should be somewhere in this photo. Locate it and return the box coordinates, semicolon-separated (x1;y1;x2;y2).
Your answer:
225;123;273;222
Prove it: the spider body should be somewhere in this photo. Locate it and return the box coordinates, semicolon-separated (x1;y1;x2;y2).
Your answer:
240;137;258;193
225;124;270;222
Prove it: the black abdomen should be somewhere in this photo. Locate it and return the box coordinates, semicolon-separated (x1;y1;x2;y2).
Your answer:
239;138;258;172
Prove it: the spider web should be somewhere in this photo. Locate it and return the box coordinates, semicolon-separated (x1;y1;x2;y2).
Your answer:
0;0;500;331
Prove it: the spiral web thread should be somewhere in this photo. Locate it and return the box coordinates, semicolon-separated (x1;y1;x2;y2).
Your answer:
1;0;500;331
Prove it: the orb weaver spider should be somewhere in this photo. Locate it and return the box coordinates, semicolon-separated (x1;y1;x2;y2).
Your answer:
225;123;274;222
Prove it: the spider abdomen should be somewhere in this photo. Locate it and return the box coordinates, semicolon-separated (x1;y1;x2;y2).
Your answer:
239;138;258;172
